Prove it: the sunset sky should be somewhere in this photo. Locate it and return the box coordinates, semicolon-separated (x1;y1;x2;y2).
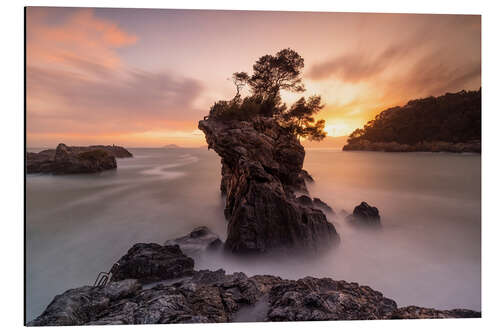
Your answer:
26;7;481;148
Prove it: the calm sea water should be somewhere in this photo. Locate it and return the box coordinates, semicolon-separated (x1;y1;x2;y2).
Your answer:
26;148;481;320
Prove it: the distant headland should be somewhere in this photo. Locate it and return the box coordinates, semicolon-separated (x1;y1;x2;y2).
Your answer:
343;89;481;153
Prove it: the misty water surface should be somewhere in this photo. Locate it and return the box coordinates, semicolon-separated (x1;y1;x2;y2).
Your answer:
26;148;480;320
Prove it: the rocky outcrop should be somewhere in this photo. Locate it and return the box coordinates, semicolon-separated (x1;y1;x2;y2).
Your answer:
296;195;334;214
347;202;381;227
89;145;133;158
110;243;194;284
29;244;480;326
27;143;133;174
267;277;397;321
165;226;223;256
198;116;339;254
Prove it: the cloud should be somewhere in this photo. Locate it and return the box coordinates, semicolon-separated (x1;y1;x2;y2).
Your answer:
308;41;420;82
307;15;481;133
27;65;204;134
26;8;205;142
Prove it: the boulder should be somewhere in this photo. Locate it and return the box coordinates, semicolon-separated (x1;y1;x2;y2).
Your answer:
198;116;339;254
347;202;381;227
165;226;223;255
110;243;194;283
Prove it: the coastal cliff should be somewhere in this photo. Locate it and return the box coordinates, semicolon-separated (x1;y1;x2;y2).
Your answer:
198;116;339;254
28;229;480;326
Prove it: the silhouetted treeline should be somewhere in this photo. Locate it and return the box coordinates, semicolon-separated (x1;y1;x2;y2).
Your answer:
346;89;481;146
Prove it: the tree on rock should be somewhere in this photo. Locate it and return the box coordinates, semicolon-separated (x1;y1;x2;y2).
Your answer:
248;48;305;101
209;48;327;142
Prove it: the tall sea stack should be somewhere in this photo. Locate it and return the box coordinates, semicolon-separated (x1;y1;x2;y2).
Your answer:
199;116;339;254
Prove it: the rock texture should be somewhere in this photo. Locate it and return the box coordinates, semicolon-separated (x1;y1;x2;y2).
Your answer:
165;226;223;256
347;202;381;227
27;143;133;174
29;243;480;326
110;243;194;283
198;116;339;254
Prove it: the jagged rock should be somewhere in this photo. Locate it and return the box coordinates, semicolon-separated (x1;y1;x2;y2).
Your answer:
313;198;334;214
30;269;480;326
347;202;381;227
297;195;313;206
89;145;133;158
27;279;141;326
389;306;481;319
299;169;314;183
296;196;334;214
165;226;223;255
267;277;397;321
110;243;194;283
26;143;132;174
198;116;339;254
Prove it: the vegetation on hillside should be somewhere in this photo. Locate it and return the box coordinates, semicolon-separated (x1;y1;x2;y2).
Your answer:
208;48;327;141
346;89;481;146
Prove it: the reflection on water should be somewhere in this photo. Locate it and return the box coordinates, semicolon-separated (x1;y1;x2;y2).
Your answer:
26;148;481;320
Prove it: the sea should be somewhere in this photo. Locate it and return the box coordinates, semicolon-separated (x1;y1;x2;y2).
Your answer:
25;148;481;320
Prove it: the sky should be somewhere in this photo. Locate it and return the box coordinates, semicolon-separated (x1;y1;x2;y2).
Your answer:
26;7;481;148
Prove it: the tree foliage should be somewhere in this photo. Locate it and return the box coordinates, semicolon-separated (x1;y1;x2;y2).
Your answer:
346;89;481;145
209;48;326;141
247;48;305;100
279;96;327;141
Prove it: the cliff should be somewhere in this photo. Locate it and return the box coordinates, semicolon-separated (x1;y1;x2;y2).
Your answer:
198;116;339;254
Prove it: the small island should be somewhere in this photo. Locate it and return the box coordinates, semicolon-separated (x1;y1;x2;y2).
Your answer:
27;143;133;175
343;89;481;153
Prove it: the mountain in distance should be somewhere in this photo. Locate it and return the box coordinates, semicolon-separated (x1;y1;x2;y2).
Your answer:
163;144;181;149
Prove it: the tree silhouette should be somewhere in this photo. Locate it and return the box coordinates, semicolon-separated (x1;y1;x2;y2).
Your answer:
209;48;326;142
247;48;305;101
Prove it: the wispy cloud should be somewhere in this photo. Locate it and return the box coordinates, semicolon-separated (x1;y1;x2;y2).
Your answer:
26;7;205;146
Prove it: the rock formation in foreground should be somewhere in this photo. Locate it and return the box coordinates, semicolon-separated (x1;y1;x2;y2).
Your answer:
28;229;480;326
27;143;133;175
198;116;339;254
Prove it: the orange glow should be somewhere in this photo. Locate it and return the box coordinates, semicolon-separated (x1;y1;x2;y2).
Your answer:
26;8;481;148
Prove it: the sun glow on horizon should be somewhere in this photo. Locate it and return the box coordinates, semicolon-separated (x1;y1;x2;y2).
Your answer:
26;8;481;148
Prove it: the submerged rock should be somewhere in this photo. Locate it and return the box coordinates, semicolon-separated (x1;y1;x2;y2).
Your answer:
198;116;339;254
30;249;480;326
165;226;223;255
110;243;194;284
347;201;381;227
27;143;133;174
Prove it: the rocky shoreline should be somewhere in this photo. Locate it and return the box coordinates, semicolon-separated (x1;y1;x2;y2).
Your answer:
27;143;133;175
27;116;481;326
28;227;480;326
342;140;481;153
